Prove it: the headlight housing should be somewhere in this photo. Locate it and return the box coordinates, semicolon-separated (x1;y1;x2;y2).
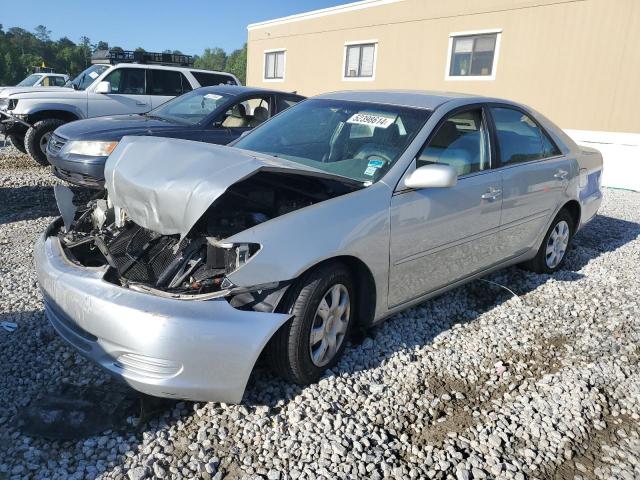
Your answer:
219;242;261;274
66;140;119;156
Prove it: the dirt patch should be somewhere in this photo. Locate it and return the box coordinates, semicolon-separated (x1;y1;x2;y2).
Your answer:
405;334;570;448
552;411;636;480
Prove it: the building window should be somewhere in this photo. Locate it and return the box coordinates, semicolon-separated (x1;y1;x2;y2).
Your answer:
446;30;502;80
343;42;377;80
264;50;285;81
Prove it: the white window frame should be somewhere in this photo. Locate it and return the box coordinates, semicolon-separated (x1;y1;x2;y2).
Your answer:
263;49;286;82
342;40;378;82
445;29;502;81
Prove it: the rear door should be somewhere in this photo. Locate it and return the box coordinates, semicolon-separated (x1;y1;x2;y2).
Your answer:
488;105;571;254
388;105;503;307
87;67;151;117
148;69;192;109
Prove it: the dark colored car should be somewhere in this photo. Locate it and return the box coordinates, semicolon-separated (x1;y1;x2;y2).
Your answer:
46;85;305;188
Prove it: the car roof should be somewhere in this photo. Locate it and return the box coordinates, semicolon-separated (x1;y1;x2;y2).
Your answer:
195;84;304;97
112;63;234;75
315;90;491;110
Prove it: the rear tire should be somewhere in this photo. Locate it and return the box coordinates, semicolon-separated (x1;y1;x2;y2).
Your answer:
7;134;27;154
266;262;355;384
24;119;66;166
522;209;574;274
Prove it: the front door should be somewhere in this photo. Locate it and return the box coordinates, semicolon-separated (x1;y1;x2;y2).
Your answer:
88;67;151;117
488;105;572;254
388;107;503;308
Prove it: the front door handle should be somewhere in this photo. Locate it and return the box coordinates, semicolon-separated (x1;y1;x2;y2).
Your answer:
554;169;569;180
481;187;502;200
136;101;148;106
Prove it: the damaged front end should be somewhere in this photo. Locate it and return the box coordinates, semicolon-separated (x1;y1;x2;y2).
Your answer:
54;168;360;310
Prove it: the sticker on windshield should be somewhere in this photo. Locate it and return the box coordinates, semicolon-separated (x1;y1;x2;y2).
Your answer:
88;71;99;79
364;158;385;176
204;93;223;101
347;113;395;129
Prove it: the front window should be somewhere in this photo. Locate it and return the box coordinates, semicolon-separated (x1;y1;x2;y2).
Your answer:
17;74;43;87
344;43;376;79
417;109;490;176
70;64;110;90
448;32;500;79
234;99;430;183
220;97;271;129
149;89;233;125
264;51;285;80
103;68;146;94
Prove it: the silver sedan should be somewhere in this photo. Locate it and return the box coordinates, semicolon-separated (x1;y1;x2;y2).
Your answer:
35;91;603;402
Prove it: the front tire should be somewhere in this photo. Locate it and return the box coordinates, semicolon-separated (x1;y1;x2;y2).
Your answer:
24;119;66;166
522;209;574;274
267;263;355;384
7;134;27;154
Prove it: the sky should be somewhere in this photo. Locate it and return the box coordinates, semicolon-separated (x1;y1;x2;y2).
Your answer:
2;0;349;54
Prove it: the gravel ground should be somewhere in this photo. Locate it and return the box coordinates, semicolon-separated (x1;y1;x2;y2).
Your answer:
0;143;639;480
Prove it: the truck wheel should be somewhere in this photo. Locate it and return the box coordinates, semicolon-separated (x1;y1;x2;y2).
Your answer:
7;134;27;154
267;262;354;384
522;209;574;274
24;119;66;166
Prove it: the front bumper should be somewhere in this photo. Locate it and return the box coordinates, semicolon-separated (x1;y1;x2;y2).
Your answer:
34;222;291;402
0;110;29;135
47;150;107;189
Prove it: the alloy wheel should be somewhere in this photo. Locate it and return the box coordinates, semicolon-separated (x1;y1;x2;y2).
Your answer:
545;220;570;268
309;284;350;367
39;132;52;155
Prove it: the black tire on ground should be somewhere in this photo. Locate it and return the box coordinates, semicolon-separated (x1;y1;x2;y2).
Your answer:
266;262;355;385
522;209;575;274
7;134;27;154
24;119;66;166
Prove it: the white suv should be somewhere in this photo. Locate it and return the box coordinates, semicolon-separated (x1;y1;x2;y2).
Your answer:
0;62;239;165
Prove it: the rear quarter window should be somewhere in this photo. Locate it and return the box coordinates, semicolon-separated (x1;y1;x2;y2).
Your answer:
191;71;237;87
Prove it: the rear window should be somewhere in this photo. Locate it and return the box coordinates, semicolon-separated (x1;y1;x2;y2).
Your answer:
191;71;237;87
148;70;191;96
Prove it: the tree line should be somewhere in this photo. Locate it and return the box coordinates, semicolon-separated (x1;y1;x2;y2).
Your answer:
0;24;247;86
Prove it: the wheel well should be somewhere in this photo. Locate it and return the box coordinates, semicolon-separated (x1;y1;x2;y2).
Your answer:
29;110;78;124
292;256;377;329
562;200;581;230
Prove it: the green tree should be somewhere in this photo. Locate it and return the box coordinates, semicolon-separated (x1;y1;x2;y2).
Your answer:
34;25;51;42
225;43;247;84
194;47;227;72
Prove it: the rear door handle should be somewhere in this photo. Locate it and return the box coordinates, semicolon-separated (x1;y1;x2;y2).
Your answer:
136;101;148;106
481;187;502;200
554;169;569;180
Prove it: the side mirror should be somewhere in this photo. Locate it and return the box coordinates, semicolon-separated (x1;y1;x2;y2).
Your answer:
95;81;111;94
404;164;458;189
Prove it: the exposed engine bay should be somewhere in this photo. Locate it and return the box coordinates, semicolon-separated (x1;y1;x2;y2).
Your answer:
55;171;361;300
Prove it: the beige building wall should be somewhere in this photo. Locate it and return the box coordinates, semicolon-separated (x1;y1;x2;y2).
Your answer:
247;0;640;134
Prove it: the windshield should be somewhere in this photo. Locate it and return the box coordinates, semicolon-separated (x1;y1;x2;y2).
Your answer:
150;89;233;125
69;64;110;91
17;74;43;87
234;99;431;183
